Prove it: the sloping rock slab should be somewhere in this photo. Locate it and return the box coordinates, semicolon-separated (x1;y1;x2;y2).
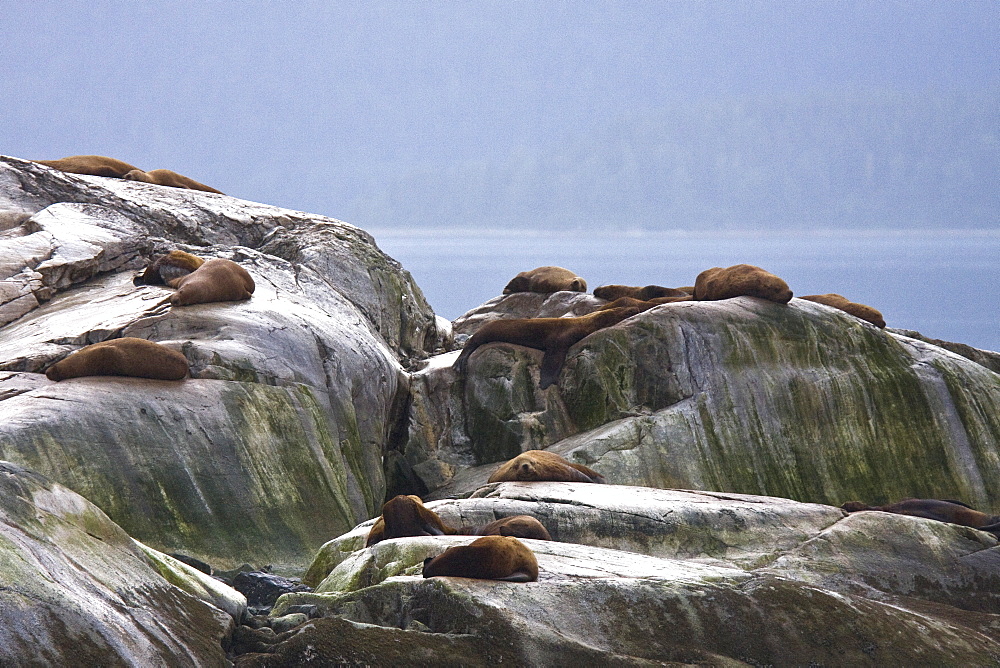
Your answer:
279;527;1000;666
0;164;434;571
403;297;1000;513
0;460;236;666
0;155;437;357
0;251;400;571
302;482;843;586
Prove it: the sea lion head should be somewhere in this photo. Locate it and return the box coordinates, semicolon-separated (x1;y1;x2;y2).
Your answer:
502;275;531;294
123;169;154;183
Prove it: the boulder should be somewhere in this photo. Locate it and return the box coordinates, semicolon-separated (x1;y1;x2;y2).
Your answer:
273;482;1000;665
0;155;437;571
302;483;843;586
0;460;239;666
401;297;1000;512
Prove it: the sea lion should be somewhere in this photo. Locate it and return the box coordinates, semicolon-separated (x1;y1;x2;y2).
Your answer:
800;293;886;328
366;495;459;547
465;515;552;541
452;306;640;389
841;498;1000;537
169;258;255;306
693;264;793;304
44;337;189;382
33;155;142;178
422;535;539;582
488;449;606;484
124;168;224;194
596;295;692;312
593;284;689;301
502;266;587;295
133;250;205;286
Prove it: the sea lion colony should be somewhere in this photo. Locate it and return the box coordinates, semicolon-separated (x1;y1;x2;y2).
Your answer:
20;160;991;595
371;449;999;584
45;250;254;382
452;263;886;390
33;155;224;193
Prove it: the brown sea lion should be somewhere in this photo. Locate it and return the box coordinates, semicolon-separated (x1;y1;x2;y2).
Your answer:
366;495;459;547
800;293;886;328
841;498;1000;537
593;284;689;301
693;264;793;304
33;155;141;178
169;258;255;306
452;306;640;389
133;250;205;286
45;337;189;382
124;168;224;194
465;515;552;541
596;295;692;312
488;449;606;484
422;535;539;582
502;266;587;295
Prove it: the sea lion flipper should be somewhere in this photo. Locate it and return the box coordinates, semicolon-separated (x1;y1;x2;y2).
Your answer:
978;521;1000;536
562;466;602;484
453;349;471;374
538;346;568;389
496;572;534;583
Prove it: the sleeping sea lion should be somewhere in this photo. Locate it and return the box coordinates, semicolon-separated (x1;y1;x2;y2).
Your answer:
124;168;224;194
800;293;886;328
596;295;692;312
422;535;539;582
45;337;189;382
503;266;587;295
693;264;793;304
464;515;552;541
841;498;1000;537
133;250;205;286
488;449;606;484
593;284;689;301
169;258;255;306
366;495;459;547
33;155;141;178
452;306;640;389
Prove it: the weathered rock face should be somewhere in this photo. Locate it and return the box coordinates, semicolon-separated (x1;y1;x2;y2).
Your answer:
401;296;1000;512
4;153;1000;664
271;482;1000;666
0;460;241;666
0;156;438;571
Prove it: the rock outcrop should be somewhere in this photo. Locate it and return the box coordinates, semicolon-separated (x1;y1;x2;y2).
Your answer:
0;460;242;666
262;482;1000;666
2;154;1000;664
0;155;437;571
401;294;1000;513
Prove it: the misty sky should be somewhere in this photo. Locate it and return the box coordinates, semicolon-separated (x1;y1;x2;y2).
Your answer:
2;1;997;229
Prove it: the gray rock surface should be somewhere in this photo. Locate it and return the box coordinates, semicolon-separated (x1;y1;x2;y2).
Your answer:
0;460;238;666
276;482;1000;666
0;155;437;572
400;296;1000;512
4;153;1000;664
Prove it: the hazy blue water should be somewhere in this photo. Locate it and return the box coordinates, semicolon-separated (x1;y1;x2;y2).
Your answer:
372;228;1000;353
